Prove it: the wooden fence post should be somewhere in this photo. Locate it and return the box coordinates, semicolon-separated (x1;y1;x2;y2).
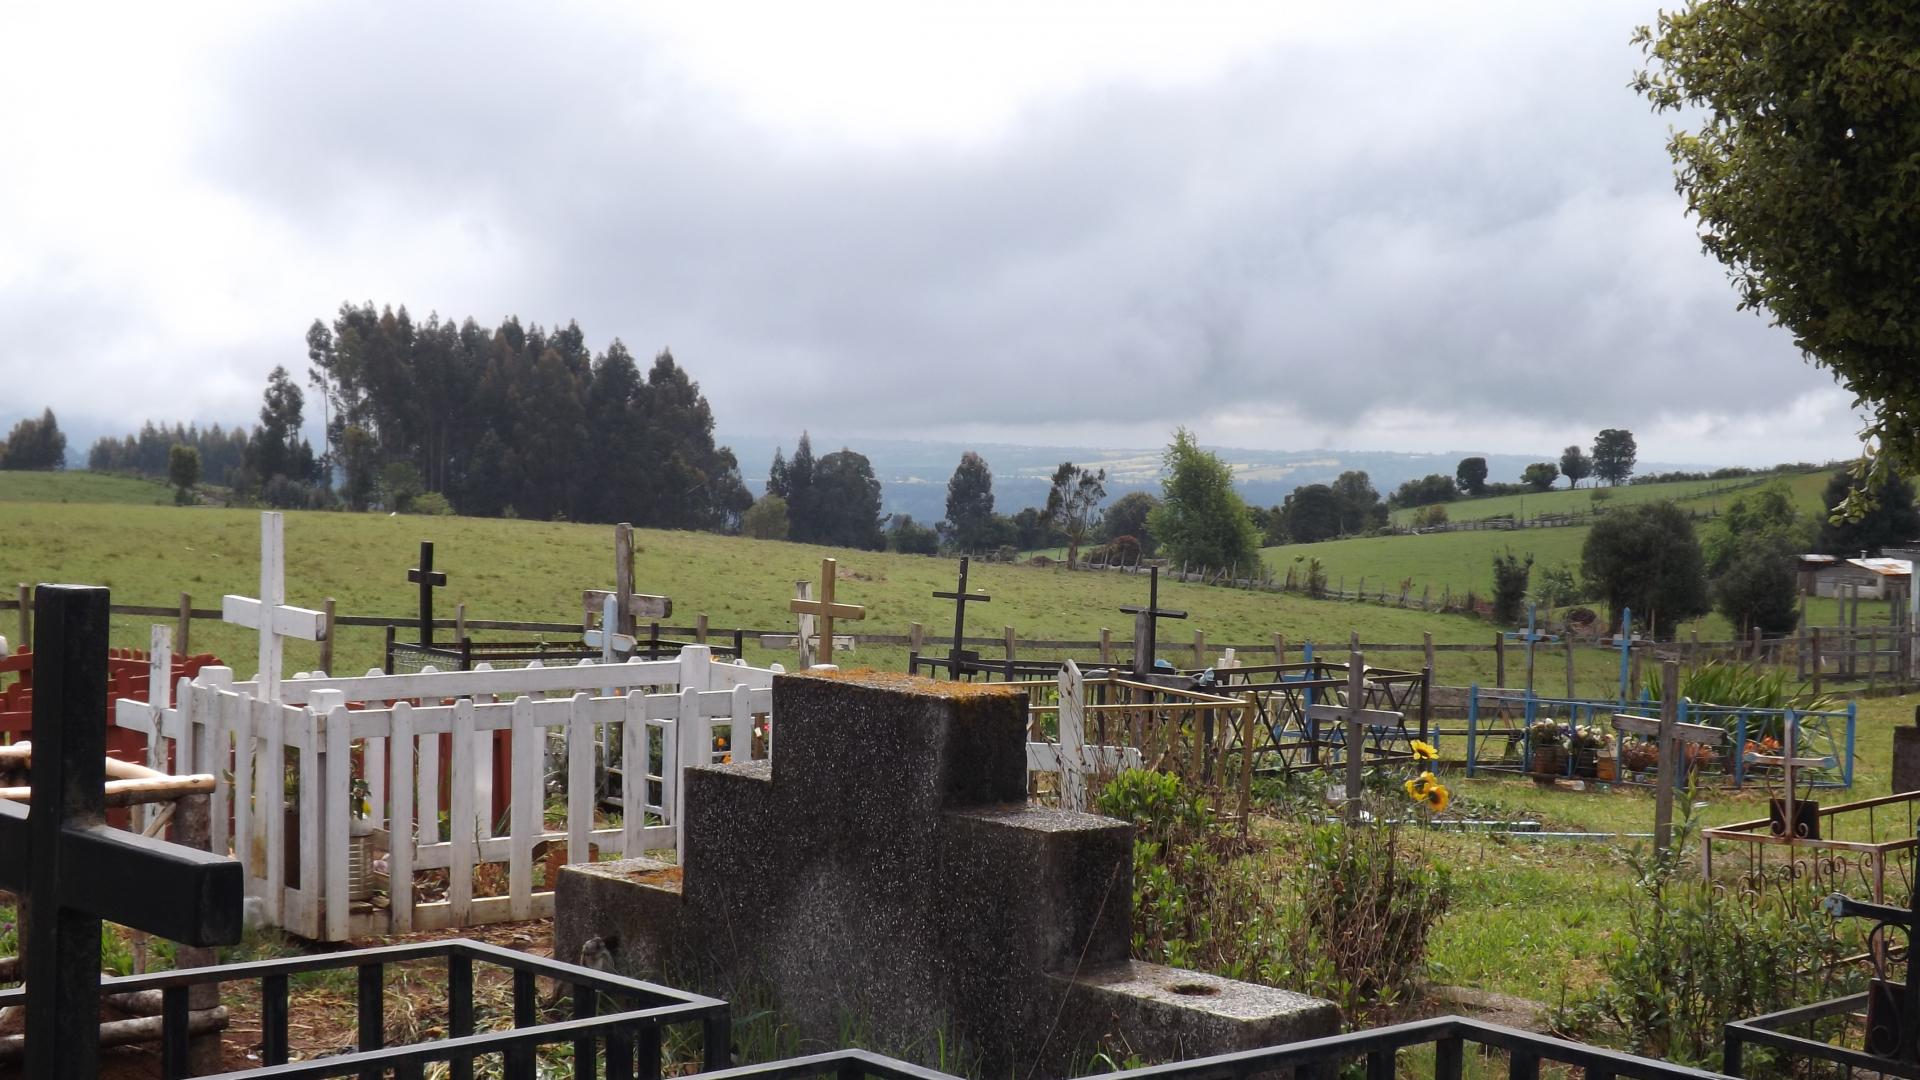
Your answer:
318;598;336;675
909;622;925;656
176;591;192;656
1193;629;1206;670
1565;636;1576;698
455;602;467;643
1274;633;1286;667
1004;625;1016;664
14;584;27;648
1811;627;1823;695
695;613;710;644
1654;661;1681;856
1422;631;1435;743
1099;627;1112;666
1495;633;1506;688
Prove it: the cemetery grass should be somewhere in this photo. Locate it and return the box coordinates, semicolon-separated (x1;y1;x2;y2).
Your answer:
11;493;1542;686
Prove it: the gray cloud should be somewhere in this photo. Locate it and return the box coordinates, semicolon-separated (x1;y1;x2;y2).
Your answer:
3;3;1856;464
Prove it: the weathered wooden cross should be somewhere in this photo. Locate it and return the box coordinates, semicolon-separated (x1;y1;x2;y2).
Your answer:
1304;642;1403;824
583;522;673;641
1503;602;1560;697
1612;661;1724;855
1119;566;1187;675
932;556;990;678
407;539;448;647
789;558;865;668
0;585;242;1080
222;511;327;701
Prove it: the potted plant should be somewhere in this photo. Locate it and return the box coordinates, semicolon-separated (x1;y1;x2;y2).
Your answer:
1571;725;1611;778
1529;720;1567;777
1620;738;1659;774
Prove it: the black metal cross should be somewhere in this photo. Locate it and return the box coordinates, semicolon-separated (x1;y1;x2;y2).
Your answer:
0;585;242;1080
408;540;448;647
1118;566;1187;675
932;557;991;679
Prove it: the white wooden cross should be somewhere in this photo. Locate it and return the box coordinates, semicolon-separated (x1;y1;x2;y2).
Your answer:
1026;660;1143;812
222;511;327;702
1304;642;1402;824
789;558;865;669
582;592;637;661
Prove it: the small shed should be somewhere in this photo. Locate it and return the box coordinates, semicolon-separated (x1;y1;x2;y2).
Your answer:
1807;556;1911;600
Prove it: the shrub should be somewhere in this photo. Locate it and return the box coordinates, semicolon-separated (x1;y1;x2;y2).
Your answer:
1553;820;1860;1067
1534;563;1583;608
1410;504;1449;530
1491;548;1533;625
411;491;455;516
1095;772;1451;1024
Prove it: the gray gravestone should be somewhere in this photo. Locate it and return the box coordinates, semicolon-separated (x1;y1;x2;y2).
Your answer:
556;670;1335;1075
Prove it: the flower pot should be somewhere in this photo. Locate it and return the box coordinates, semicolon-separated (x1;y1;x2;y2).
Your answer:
1595;755;1617;783
348;816;376;902
1531;744;1566;776
1573;749;1599;778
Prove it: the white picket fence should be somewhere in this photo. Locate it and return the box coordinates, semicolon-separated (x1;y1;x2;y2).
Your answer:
118;646;775;941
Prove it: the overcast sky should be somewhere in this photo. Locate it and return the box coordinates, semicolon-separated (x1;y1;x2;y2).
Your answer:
0;2;1867;466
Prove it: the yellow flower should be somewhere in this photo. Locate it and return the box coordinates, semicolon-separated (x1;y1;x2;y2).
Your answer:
1404;772;1434;800
1424;783;1450;814
1410;740;1438;761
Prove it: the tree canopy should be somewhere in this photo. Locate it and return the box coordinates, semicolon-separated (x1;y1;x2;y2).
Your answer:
1455;457;1489;496
1149;429;1261;571
1591;429;1637;486
943;452;997;552
0;409;67;471
1817;469;1920;556
1635;3;1920;509
1559;445;1593;489
1580;501;1710;639
1521;462;1560;492
1044;462;1107;568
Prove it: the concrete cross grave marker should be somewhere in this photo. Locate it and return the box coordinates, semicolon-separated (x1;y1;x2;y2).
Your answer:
1118;565;1187;676
932;556;990;678
407;539;448;647
1304;643;1403;824
222;511;327;701
0;585;242;1080
789;558;864;669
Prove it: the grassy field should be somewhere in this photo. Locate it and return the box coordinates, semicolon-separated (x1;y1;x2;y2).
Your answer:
0;469;175;505
1384;472;1809;526
1266;467;1862;641
1;478;1535;685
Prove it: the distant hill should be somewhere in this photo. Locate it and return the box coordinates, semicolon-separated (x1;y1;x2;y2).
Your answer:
720;434;1706;524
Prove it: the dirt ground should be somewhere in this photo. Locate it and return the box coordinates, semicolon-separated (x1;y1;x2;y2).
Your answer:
3;919;559;1080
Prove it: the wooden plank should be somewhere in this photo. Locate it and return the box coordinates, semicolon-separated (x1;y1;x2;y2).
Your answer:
1057;661;1086;811
622;695;646;857
448;698;476;927
323;700;352;942
232;688;254;885
508;696;539;921
389;701;416;934
676;686;702;865
294;700;324;938
275;659;683;706
569;693;595;869
265;692;289;928
417;712;440;845
1613;714;1725;745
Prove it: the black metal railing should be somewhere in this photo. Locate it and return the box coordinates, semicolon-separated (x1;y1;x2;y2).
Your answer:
1726;990;1917;1077
0;938;729;1080
671;1016;1731;1080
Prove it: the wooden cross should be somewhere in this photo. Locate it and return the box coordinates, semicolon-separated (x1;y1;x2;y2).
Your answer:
1118;566;1187;675
1612;661;1724;855
1503;602;1561;697
789;558;865;668
0;585;242;1080
1304;644;1402;824
222;511;327;701
408;539;448;647
584;524;672;641
932;556;990;678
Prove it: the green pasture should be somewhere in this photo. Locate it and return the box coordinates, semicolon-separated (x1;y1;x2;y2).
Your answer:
1385;472;1798;526
0;470;174;505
